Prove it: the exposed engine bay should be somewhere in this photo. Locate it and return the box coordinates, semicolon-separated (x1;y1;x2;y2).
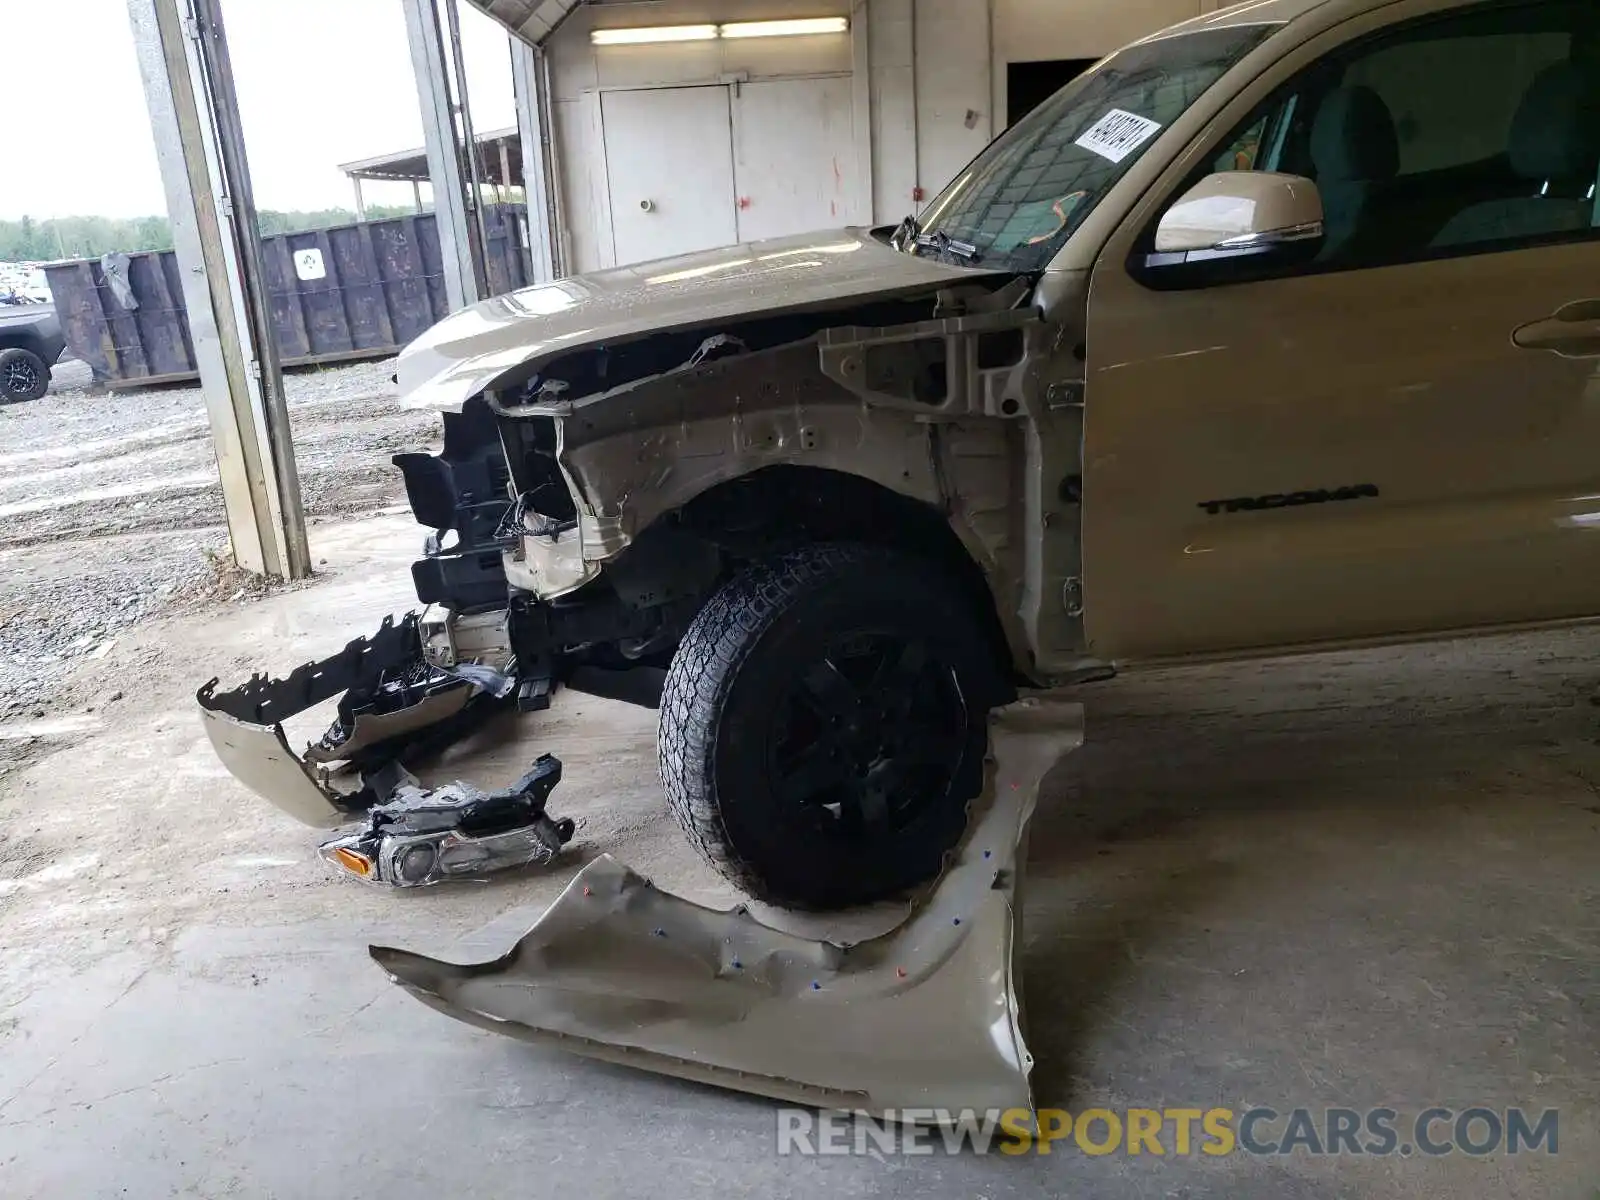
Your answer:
197;263;1059;894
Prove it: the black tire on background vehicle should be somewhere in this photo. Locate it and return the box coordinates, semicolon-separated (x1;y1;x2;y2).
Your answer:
0;347;48;403
659;542;1008;909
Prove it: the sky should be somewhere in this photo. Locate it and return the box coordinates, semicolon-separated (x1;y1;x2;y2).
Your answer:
0;0;518;220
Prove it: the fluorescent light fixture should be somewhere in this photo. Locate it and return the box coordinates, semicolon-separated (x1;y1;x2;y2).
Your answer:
591;24;717;45
591;18;847;45
720;17;849;38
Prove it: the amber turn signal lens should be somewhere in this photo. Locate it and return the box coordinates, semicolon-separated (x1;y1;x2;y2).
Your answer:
328;847;375;878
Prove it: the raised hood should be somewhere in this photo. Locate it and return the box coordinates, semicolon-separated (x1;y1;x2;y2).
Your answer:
395;228;1008;411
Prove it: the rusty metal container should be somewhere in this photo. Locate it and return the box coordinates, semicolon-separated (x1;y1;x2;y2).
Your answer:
44;206;530;388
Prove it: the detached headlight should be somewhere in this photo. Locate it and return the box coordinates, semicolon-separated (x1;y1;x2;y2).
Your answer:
319;755;576;888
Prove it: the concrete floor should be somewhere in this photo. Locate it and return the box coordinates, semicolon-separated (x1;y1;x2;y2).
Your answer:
1;515;1596;1198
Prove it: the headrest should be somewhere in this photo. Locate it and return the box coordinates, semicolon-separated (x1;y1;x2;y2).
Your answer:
1310;86;1400;183
1509;63;1600;182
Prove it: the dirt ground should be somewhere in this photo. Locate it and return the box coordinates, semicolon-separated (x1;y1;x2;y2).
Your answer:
0;357;437;760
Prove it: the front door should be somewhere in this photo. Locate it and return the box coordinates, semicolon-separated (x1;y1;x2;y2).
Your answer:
603;86;738;264
1081;0;1600;661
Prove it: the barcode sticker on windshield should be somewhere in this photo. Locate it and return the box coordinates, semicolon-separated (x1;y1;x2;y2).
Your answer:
1074;109;1163;163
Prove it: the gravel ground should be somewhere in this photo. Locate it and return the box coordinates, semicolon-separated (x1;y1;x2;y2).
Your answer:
0;357;439;721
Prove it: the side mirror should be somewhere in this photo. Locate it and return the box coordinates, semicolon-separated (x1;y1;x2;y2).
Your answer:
1146;172;1324;268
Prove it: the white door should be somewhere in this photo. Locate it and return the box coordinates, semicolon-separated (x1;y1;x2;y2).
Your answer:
732;77;856;241
602;86;738;265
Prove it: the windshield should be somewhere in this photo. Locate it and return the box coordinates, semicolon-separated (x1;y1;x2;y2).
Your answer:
910;24;1277;271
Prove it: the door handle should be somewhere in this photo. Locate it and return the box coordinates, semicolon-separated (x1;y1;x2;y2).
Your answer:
1513;298;1600;357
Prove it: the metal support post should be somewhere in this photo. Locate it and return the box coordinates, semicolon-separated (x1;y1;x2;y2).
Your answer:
126;0;310;580
510;39;562;283
401;0;487;310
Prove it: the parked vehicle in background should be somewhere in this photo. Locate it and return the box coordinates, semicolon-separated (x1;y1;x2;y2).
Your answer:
0;303;65;402
0;263;53;306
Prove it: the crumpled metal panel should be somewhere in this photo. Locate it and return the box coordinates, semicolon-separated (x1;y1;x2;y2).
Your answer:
461;0;581;47
371;696;1083;1119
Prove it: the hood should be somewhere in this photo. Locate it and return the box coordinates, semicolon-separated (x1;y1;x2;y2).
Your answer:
396;228;1008;411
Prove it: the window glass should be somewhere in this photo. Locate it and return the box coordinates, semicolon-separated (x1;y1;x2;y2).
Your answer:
1169;0;1600;270
911;24;1276;272
1213;114;1270;173
1346;32;1570;174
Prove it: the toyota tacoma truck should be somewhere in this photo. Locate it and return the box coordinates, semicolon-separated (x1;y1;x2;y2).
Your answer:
201;0;1600;908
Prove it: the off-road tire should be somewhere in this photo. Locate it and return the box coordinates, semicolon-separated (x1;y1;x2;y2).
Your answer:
0;347;48;403
659;542;1004;909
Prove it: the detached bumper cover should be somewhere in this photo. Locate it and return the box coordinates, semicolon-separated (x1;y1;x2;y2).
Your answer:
196;613;495;827
371;696;1082;1118
199;699;355;827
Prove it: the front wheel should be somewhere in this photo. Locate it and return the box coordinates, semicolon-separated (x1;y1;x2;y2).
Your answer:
0;347;48;403
659;542;1006;909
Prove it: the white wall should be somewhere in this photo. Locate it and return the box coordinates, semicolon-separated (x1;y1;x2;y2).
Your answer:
868;0;917;223
545;0;1212;271
868;0;993;224
989;0;1222;137
547;0;858;270
914;0;996;208
883;0;1214;223
992;0;1208;64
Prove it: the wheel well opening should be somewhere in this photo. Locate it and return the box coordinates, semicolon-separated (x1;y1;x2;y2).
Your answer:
673;465;1017;687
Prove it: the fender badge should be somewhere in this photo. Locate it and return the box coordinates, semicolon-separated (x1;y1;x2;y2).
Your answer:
1197;484;1380;517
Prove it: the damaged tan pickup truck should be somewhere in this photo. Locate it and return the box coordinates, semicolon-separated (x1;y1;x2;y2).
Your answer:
202;0;1600;909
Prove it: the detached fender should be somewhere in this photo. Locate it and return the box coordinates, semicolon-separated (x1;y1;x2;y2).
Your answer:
371;696;1083;1119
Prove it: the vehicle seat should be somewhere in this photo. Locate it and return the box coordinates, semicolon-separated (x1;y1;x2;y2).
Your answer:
1309;85;1401;261
1431;64;1600;249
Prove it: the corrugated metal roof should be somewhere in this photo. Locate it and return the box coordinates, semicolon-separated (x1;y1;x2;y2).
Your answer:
460;0;583;46
340;126;522;183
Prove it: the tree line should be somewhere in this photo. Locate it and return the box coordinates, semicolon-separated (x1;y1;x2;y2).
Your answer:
0;206;423;263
